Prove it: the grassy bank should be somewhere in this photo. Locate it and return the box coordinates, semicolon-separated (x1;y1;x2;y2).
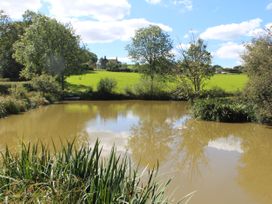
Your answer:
0;75;61;118
0;141;190;203
67;71;248;94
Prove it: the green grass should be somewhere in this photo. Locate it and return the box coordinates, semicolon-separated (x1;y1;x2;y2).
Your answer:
67;71;141;93
204;74;248;92
67;71;248;93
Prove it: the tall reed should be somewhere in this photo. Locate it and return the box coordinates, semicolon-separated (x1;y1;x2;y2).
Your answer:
0;141;182;203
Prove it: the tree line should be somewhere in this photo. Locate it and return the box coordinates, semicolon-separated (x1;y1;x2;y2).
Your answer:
127;25;272;122
0;10;97;87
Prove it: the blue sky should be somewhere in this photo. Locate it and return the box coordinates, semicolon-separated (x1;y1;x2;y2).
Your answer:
1;0;271;67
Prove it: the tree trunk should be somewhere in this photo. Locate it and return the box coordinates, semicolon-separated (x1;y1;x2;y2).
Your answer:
61;74;65;90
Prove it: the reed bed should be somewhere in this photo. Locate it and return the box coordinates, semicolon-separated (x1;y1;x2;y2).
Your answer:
0;141;185;203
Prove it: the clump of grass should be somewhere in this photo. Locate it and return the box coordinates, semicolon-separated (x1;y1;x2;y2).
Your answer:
0;141;177;203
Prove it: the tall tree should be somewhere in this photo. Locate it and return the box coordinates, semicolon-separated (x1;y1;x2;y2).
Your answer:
242;29;272;122
178;39;213;94
13;15;84;88
127;25;173;95
0;11;25;80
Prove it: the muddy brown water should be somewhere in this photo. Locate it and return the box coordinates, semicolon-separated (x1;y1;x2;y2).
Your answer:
0;101;271;204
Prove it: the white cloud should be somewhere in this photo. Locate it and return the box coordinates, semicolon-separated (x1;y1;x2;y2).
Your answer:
173;0;193;11
45;0;131;21
145;0;193;11
146;0;161;4
266;23;272;29
0;0;42;19
72;18;172;43
214;42;245;61
266;3;272;10
200;18;262;41
1;0;172;44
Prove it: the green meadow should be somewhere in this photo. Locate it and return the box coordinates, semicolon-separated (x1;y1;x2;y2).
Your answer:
67;71;248;93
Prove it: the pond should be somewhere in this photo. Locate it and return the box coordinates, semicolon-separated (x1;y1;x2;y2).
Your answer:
0;101;271;204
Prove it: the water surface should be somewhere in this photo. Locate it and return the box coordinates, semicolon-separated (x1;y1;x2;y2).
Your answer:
0;101;271;204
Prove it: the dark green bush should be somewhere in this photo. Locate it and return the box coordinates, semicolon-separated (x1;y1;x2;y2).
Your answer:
0;97;22;114
31;74;62;102
0;84;11;95
97;78;117;94
192;98;254;122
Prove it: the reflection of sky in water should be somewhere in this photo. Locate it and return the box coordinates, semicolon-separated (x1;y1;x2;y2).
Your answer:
85;111;139;134
208;136;243;153
174;115;192;128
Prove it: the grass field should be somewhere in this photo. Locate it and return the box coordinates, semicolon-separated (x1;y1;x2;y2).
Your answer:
67;71;248;93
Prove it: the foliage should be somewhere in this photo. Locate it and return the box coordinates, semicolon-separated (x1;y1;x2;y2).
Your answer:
178;39;213;94
0;141;175;203
97;78;117;94
31;74;61;101
192;98;255;122
77;46;97;72
8;83;28;100
127;25;173;95
0;11;25;80
13;14;88;89
242;30;272;123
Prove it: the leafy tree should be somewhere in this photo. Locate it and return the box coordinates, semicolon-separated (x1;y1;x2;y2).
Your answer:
13;15;85;89
0;11;25;80
178;39;213;95
77;47;97;71
127;25;173;95
242;30;272;123
233;65;244;73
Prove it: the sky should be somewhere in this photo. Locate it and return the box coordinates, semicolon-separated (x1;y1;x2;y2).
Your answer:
1;0;271;67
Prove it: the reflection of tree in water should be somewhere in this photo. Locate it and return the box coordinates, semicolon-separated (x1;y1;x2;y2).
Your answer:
0;103;93;151
128;102;187;167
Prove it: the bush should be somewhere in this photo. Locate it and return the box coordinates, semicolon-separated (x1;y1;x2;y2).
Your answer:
31;74;62;102
8;84;28;99
0;84;11;95
0;97;26;115
0;141;177;203
28;92;50;108
97;78;117;94
192;98;254;122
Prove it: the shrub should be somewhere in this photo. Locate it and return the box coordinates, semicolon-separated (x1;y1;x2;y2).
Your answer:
0;141;178;203
0;97;24;115
192;98;254;122
97;78;117;94
0;84;11;95
8;84;28;99
28;92;50;108
31;74;62;102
